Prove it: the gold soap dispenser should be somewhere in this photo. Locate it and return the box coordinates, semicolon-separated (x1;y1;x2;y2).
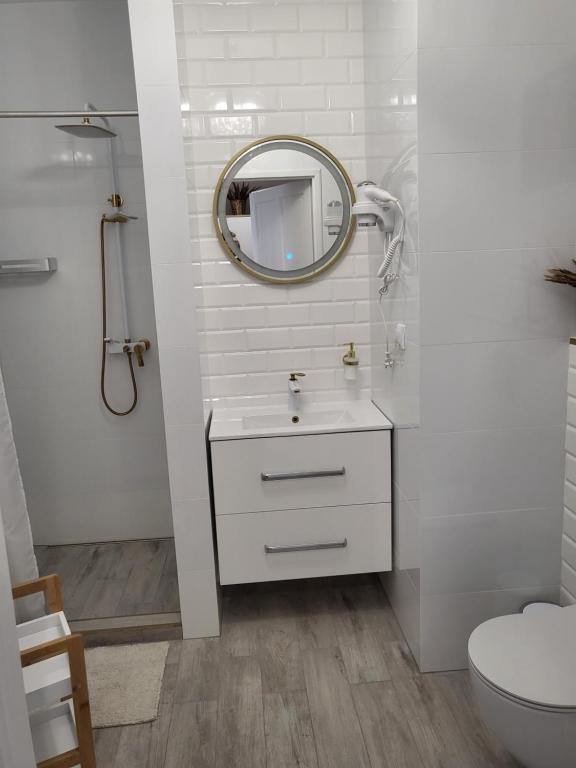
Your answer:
342;342;359;382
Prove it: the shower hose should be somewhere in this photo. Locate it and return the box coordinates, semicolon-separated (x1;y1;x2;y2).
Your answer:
99;216;138;416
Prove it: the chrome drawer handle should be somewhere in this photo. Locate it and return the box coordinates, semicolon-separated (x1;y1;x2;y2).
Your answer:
261;467;346;482
264;539;348;554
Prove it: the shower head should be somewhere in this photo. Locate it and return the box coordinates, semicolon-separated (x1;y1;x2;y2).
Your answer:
55;117;116;139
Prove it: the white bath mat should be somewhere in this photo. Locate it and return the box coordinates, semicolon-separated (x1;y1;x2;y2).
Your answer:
86;642;169;728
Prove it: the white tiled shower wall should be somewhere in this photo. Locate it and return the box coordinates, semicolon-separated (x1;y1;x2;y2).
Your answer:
0;0;172;545
173;0;373;407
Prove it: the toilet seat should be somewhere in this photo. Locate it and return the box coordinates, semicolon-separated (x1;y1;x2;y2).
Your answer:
469;658;576;714
468;604;576;710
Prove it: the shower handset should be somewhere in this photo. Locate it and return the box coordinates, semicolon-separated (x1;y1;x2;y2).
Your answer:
351;181;406;285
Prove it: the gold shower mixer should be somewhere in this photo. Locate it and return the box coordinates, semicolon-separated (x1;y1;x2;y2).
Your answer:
106;337;152;367
132;339;151;368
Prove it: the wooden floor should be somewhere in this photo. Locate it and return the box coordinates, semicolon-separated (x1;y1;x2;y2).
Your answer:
35;539;179;620
94;575;519;768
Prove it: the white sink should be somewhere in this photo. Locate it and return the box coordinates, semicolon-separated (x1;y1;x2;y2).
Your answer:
210;400;392;441
242;409;354;430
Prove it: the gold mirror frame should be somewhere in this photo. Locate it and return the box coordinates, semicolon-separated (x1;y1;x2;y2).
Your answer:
212;136;356;284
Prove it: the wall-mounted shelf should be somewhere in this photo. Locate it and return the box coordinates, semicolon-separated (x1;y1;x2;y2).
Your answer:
0;258;57;277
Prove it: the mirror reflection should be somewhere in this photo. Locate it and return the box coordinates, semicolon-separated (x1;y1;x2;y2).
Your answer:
214;137;354;283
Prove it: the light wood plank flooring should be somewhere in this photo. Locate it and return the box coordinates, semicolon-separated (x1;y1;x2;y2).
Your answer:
35;539;179;620
94;575;519;767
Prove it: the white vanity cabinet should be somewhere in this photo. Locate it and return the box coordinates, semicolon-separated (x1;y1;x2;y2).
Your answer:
209;403;393;585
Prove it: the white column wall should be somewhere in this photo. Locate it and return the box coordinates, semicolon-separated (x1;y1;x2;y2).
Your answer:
361;0;421;665
127;0;220;638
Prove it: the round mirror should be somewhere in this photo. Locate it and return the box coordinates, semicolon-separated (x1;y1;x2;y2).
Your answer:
213;136;355;284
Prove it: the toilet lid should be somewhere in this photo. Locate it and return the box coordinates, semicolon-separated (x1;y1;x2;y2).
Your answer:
468;605;576;709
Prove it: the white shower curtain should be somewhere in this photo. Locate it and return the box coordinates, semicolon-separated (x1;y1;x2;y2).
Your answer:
0;360;41;621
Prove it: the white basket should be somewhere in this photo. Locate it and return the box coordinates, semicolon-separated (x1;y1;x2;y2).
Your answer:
29;700;78;766
18;611;72;712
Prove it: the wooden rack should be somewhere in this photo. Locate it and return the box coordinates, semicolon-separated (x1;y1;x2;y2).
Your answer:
13;575;96;768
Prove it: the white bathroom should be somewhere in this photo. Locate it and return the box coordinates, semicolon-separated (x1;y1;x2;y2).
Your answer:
0;1;575;766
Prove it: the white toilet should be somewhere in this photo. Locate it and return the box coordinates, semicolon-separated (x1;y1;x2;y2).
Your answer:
468;603;576;768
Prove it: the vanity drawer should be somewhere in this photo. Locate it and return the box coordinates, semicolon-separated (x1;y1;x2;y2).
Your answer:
216;503;391;585
211;430;391;515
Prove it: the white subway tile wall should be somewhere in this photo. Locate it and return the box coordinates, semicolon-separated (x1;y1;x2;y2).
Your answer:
173;0;372;407
562;342;576;605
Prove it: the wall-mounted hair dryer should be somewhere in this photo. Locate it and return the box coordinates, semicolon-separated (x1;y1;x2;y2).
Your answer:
352;181;405;288
352;181;396;230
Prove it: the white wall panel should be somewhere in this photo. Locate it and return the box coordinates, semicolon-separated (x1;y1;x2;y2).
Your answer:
421;340;569;433
420;585;561;672
419;150;576;254
419;0;576;48
419;45;576;154
420;248;576;346
421;508;562;596
421;428;565;518
417;1;576;670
